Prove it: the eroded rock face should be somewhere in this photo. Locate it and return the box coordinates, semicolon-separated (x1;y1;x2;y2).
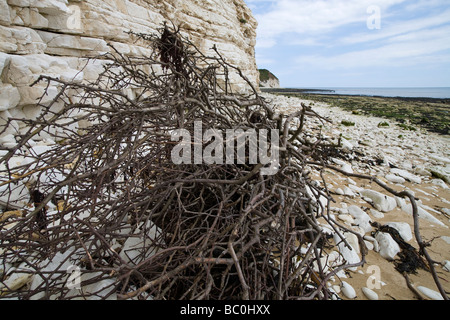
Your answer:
0;0;259;143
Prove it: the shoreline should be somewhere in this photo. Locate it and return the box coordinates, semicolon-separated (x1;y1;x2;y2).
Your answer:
261;88;450;135
261;88;450;102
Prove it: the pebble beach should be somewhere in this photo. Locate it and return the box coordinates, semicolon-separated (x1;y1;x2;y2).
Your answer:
265;92;450;300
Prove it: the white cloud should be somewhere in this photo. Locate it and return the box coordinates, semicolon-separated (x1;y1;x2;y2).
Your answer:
250;0;450;86
340;8;450;45
295;26;450;70
254;0;407;48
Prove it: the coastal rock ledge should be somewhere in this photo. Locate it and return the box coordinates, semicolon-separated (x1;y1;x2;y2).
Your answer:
0;0;259;144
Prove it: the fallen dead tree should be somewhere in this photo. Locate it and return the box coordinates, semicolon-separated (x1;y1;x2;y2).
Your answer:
1;25;371;300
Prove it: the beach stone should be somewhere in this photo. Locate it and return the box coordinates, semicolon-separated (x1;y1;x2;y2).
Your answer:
364;240;374;251
440;236;450;245
362;287;379;300
348;205;372;233
385;174;405;184
335;188;344;195
402;202;446;227
431;179;448;189
385;222;413;242
369;209;384;219
443;260;450;272
417;286;444;300
344;232;360;255
341;281;356;299
338;214;354;225
360;189;397;213
0;264;33;294
343;186;355;197
66;272;117;300
333;233;360;271
119;222;163;265
429;166;450;184
0;84;21;111
341;163;353;174
0;180;30;210
375;232;400;260
390;168;422;184
429;155;450;164
341;138;353;150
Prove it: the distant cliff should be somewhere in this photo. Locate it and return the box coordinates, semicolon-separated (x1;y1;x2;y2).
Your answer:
259;69;280;88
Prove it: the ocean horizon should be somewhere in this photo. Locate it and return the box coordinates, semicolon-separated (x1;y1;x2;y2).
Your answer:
289;87;450;99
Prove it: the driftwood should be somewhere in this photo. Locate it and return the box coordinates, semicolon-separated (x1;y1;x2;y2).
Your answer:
1;24;445;301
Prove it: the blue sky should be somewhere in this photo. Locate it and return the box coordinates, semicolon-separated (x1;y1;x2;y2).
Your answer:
244;0;450;88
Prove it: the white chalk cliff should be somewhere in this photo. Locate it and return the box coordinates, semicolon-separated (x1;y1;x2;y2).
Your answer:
0;0;259;144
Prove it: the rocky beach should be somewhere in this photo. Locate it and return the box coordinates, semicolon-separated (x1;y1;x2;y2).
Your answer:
264;92;450;300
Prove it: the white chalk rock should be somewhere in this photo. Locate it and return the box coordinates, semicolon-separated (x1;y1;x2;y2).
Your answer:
375;232;400;260
66;272;117;300
0;180;30;210
338;214;354;225
364;235;379;252
0;262;34;294
0;84;21;111
385;174;405;184
431;179;448;189
29;249;79;299
119;222;163;265
402;203;446;227
364;240;374;251
348;205;372;234
362;287;379;300
385;222;413;242
333;233;360;271
341;281;356;299
443;260;450;272
335;188;344;195
417;286;445;300
0;272;33;293
390;168;422;184
344;232;360;255
369;209;384;219
429;166;450;184
341;163;353;174
360;189;397;213
341;138;353;150
343;186;355;197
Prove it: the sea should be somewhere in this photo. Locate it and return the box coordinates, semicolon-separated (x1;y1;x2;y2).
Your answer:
297;87;450;99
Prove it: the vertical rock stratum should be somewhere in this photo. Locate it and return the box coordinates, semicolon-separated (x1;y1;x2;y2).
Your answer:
0;0;258;145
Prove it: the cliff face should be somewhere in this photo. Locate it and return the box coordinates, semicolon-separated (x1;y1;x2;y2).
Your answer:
0;0;258;144
259;69;280;88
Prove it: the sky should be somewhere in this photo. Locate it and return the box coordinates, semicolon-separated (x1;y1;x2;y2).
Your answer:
244;0;450;88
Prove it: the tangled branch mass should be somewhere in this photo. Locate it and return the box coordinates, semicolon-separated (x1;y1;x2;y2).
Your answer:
0;25;404;300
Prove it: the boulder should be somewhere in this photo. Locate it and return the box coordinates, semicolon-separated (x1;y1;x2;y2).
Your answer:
362;287;379;300
385;222;413;242
341;281;356;299
333;232;360;271
347;205;372;234
375;232;400;260
417;286;444;300
360;189;397;213
385;174;405;184
0;180;30;210
390;168;422;184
